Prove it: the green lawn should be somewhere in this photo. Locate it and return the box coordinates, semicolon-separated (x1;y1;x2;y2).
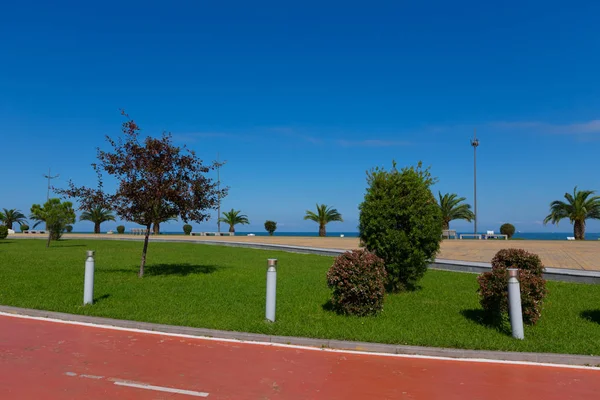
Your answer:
1;239;599;355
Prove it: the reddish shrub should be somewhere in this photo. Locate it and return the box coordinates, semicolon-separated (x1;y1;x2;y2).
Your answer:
477;248;548;325
326;249;387;316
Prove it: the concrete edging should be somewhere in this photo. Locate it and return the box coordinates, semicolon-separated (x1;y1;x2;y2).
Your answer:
1;305;598;367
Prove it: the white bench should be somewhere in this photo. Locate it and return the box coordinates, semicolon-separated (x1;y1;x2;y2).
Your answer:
442;229;458;239
191;232;235;236
460;234;482;240
484;234;508;240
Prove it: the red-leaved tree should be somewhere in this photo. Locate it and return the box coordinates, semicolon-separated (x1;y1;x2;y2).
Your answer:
59;111;226;277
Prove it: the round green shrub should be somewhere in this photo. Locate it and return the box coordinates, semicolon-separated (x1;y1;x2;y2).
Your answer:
264;220;277;236
65;225;73;233
500;223;516;239
0;225;8;239
359;162;442;292
183;224;192;235
326;249;387;316
477;248;547;325
20;224;29;232
116;225;125;234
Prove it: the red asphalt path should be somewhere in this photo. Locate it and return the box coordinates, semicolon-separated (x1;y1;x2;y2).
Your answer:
0;315;598;399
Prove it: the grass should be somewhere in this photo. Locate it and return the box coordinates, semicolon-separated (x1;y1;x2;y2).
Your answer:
1;238;600;355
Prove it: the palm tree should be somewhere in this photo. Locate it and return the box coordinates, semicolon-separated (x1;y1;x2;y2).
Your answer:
153;216;178;234
80;205;116;234
304;204;343;237
437;192;475;230
0;208;27;230
544;187;600;240
218;209;249;233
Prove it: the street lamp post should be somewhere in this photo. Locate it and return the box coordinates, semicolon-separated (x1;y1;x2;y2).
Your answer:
216;153;221;234
43;168;59;231
470;130;479;235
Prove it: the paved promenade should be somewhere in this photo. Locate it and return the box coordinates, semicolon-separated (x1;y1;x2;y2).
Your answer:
14;233;600;271
1;314;599;399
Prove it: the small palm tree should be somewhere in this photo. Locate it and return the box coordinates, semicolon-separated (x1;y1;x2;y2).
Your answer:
304;204;343;237
80;205;116;234
0;208;28;230
544;187;600;240
437;192;475;230
218;209;249;233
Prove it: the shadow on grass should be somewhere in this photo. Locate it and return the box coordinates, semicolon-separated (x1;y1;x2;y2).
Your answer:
94;294;111;303
581;310;600;324
460;309;511;336
145;263;222;277
55;244;87;247
322;299;335;312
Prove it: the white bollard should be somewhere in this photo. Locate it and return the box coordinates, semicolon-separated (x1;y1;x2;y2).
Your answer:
265;259;277;322
84;250;95;305
507;268;524;340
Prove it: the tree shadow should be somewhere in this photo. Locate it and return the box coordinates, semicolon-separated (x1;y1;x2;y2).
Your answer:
144;263;222;277
460;308;511;336
581;310;600;325
55;244;87;247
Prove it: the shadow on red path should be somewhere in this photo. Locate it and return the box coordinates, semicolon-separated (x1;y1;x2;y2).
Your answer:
0;314;598;399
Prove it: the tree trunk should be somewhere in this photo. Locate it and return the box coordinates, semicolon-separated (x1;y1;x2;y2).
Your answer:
46;230;52;248
319;224;326;237
139;224;152;277
94;222;101;234
574;219;585;240
153;223;160;235
229;225;235;233
442;220;450;230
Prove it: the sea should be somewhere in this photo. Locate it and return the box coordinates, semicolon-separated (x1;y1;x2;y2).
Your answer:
114;231;600;241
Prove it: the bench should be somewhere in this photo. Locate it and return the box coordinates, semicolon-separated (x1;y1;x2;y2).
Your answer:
191;232;235;236
442;229;458;239
460;234;482;240
131;228;152;235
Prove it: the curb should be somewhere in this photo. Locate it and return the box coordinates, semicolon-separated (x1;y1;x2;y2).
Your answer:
1;305;599;367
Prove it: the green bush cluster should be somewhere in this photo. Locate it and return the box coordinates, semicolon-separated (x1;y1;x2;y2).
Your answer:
116;225;125;234
183;224;192;235
477;248;547;325
20;224;29;232
0;225;8;240
500;223;516;239
326;249;387;316
359;162;442;292
264;220;277;236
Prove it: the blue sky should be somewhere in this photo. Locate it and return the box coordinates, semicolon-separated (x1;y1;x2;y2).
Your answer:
2;1;599;233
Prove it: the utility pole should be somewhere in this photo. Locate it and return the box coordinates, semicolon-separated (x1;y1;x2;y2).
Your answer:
471;130;479;235
43;168;59;230
44;168;60;201
217;153;221;233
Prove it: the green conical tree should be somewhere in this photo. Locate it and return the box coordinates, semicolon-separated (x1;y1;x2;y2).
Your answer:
80;205;116;234
304;204;343;237
544;187;600;240
218;209;249;233
0;208;27;230
437;192;475;230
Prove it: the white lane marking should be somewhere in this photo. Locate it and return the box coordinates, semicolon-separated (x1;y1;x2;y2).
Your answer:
79;374;104;379
64;372;209;397
113;381;209;397
3;311;599;371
